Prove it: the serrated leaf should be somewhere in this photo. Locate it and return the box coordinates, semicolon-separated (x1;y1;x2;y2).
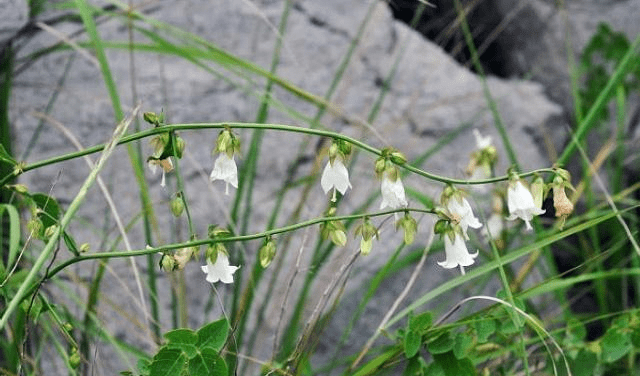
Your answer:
428;332;454;355
404;330;421;358
188;348;227;376
149;347;186;376
601;329;631;363
453;332;473;360
196;318;229;352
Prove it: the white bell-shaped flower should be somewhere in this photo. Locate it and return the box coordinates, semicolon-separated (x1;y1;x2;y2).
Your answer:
446;196;482;239
321;158;351;202
473;129;492;149
481;212;505;242
210;153;238;195
437;232;479;275
380;175;408;210
201;252;239;284
506;180;545;230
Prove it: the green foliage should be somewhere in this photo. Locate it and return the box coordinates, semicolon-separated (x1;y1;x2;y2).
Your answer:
133;318;229;376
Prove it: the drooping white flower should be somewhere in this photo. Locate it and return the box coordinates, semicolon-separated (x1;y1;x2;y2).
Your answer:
210;153;238;195
507;180;545;230
446;196;482;239
380;176;408;210
201;252;239;284
148;158;174;187
437;232;479;275
321;158;351;202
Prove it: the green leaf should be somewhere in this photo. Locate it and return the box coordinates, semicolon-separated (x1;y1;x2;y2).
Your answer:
403;355;426;376
188;348;227;376
63;231;80;256
427;332;454;355
149;347;186;376
474;318;496;343
0;143;16;165
432;351;475;376
600;329;632;363
164;329;198;359
31;193;60;229
196;318;229;352
409;311;433;333
404;330;421;358
453;332;473;359
569;349;599;376
0;204;20;269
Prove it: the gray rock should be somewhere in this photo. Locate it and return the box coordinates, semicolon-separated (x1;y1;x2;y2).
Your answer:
8;0;572;374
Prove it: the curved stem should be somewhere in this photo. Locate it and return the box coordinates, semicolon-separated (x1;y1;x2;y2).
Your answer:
5;122;556;186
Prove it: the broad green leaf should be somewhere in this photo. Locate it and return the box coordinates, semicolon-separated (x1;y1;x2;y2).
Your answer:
600;329;631;363
474;318;496;343
403;355;426;376
433;351;475;376
404;330;421;358
409;311;433;333
164;328;198;358
31;193;60;229
428;332;454;355
569;349;599;376
149;347;186;376
188;348;227;376
453;332;473;360
196;318;229;352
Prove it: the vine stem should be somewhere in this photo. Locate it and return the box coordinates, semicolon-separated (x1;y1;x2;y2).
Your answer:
5;122;556;187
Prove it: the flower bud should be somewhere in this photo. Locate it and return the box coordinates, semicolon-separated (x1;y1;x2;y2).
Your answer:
7;184;28;194
160;253;176;272
175;135;186;158
170;194;185;217
215;129;233;154
80;243;91;253
433;219;451;235
27;218;43;238
208;225;231;239
143;111;160;126
330;229;348;247
355;218;378;255
396;212;418;245
69;347;81;369
390;150;407;165
173;248;193;270
259;237;277;268
44;224;58;239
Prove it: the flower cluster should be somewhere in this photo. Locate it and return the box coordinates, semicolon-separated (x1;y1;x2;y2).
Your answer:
145;123;574;284
144;112;185;188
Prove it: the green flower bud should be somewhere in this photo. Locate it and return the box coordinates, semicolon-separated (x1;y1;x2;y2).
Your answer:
174;248;193;270
433;219;451;235
330;229;348;247
80;243;90;253
216;129;233;154
396;213;418;245
69;347;81;369
390;150;407;165
208;225;231;239
44;224;58;239
175;135;186;159
143;112;160;126
259;237;277;268
374;157;386;177
360;237;373;256
7;184;28;194
170;194;185;217
355;218;378;255
27;218;43;238
159;253;176;272
63;322;73;332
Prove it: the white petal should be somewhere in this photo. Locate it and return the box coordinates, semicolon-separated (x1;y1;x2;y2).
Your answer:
201;253;239;284
448;197;482;231
473;129;492;149
211;154;238;194
380;177;407;209
321;159;351;196
438;233;478;270
507;181;545;227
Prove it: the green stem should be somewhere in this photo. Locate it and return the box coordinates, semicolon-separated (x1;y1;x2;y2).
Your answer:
38;208;435;287
6;122;556;187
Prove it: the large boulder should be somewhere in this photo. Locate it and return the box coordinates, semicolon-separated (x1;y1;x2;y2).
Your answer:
9;0;564;373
